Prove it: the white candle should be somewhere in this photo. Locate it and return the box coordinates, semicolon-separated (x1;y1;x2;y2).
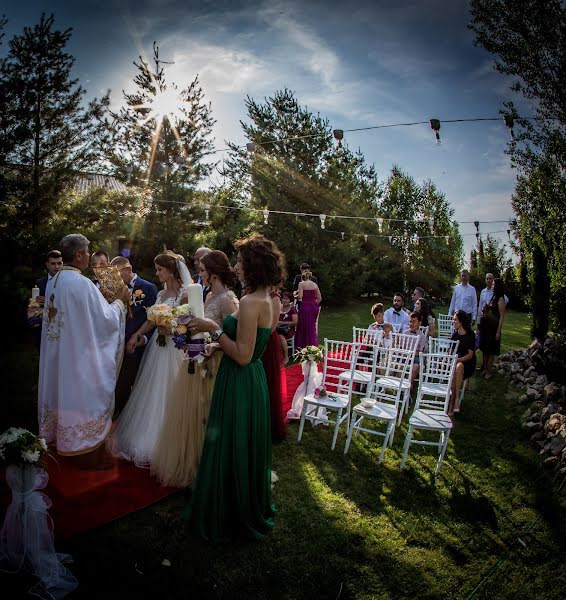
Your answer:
186;283;205;339
31;286;40;299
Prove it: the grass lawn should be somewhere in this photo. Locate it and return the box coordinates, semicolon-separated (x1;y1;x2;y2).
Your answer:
2;305;565;599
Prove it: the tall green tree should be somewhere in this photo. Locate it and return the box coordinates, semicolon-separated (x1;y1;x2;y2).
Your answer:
469;0;566;338
108;43;216;250
379;167;462;299
0;13;110;238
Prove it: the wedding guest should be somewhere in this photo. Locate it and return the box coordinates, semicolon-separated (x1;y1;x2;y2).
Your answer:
403;312;426;385
36;250;63;306
183;235;285;542
478;278;506;380
90;250;109;268
111;256;158;416
367;303;385;335
192;246;211;300
262;285;288;443
294;270;321;349
107;251;192;466
381;323;394;348
449;270;477;325
277;291;298;364
292;262;318;290
38;234;130;457
152;250;239;488
34;250;63;350
477;273;509;372
449;310;476;415
384;293;409;331
414;298;436;337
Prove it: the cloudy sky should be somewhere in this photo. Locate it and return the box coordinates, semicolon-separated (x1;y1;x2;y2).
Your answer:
3;0;528;258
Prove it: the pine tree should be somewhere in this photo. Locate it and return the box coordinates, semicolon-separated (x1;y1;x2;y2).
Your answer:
108;43;216;250
0;13;110;237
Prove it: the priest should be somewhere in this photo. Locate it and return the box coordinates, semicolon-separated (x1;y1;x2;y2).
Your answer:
38;234;131;456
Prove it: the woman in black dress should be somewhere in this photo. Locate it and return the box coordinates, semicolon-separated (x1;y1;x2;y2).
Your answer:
479;278;506;380
449;310;476;415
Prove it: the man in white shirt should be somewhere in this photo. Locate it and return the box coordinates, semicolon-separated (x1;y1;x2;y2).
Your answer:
478;272;509;317
384;293;410;331
449;270;477;324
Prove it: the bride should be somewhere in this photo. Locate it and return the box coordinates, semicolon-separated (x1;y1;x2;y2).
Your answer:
107;251;192;467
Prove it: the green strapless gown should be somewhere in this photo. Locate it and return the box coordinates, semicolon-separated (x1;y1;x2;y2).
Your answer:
184;314;275;542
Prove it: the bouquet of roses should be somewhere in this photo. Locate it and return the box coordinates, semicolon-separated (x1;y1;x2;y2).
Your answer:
27;298;43;328
291;344;324;365
0;427;49;466
146;303;195;346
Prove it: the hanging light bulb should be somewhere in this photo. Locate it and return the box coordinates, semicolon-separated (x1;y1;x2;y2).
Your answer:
507;229;511;240
333;129;344;148
388;236;393;244
474;220;480;233
503;115;515;138
430;118;441;144
428;218;434;234
203;203;211;221
246;142;257;153
263;208;269;225
445;235;449;244
364;234;368;242
319;213;327;229
376;217;384;233
341;231;345;240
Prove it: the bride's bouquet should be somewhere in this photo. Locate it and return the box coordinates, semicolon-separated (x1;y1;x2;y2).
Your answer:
146;304;193;346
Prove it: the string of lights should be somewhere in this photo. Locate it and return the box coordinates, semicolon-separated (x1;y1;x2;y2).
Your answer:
144;197;514;236
206;115;558;155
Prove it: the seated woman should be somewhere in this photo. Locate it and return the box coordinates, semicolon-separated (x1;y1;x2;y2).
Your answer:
294;270;321;349
277;290;298;364
449;310;476;416
414;297;435;337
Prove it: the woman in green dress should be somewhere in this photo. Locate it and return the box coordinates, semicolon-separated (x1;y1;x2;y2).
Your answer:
183;236;287;542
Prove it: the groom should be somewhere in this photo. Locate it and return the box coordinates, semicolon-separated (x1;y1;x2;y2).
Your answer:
111;256;158;415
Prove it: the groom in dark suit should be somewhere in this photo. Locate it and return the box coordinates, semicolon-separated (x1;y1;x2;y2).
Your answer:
111;256;158;416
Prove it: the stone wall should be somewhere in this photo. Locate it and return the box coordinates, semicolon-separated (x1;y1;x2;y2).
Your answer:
497;338;566;470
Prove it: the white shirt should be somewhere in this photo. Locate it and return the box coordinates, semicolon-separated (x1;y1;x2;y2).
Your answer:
449;283;478;321
384;307;410;330
128;273;139;289
478;287;509;316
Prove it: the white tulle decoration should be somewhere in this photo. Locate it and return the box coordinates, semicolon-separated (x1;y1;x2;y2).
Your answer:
286;360;327;424
0;465;78;599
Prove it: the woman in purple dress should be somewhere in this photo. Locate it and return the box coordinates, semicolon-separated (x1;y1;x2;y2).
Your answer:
294;270;321;349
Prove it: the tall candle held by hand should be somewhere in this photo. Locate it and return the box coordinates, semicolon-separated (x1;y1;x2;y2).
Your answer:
31;286;40;299
187;284;205;340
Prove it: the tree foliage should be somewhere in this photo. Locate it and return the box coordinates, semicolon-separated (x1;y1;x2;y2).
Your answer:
469;0;566;338
107;43;216;249
223;90;462;301
0;14;110;237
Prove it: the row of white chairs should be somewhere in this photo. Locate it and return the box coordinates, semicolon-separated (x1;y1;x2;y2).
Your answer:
297;336;461;474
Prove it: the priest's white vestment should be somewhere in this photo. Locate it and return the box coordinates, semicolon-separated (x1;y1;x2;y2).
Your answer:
38;267;126;455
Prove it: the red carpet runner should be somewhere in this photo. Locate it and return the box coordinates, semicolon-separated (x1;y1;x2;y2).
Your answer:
1;365;305;540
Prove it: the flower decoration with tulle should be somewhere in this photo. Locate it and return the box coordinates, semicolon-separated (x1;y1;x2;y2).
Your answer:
0;427;49;466
291;344;324;365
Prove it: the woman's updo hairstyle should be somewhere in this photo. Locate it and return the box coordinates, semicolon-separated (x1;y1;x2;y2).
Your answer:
234;236;287;292
154;250;185;284
301;270;312;281
200;250;237;288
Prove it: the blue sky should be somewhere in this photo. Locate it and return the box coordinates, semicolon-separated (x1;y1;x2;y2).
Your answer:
3;0;528;260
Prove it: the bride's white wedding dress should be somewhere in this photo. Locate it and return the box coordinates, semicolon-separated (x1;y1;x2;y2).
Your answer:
107;288;188;467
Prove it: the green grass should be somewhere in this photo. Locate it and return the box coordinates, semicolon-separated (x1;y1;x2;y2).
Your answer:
2;309;564;599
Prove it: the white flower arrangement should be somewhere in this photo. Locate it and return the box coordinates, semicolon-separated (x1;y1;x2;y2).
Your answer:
0;427;48;466
292;344;324;365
